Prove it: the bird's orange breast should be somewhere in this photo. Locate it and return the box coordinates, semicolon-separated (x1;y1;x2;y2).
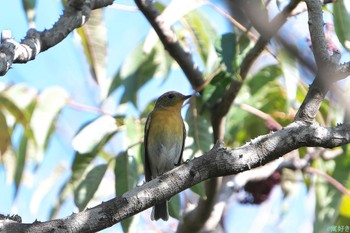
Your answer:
147;108;184;145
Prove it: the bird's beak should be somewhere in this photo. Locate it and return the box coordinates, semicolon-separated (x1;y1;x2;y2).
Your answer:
183;95;192;100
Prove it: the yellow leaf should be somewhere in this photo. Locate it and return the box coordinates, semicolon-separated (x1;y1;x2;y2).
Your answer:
339;193;350;218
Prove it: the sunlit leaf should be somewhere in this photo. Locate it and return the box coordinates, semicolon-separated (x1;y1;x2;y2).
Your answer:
334;0;350;51
108;44;158;106
184;96;213;160
202;71;232;108
2;149;16;185
225;65;283;146
0;95;30;129
3;83;37;110
339;194;350;218
183;10;217;70
108;41;174;106
114;151;138;196
278;49;299;106
114;151;138;233
0;111;10;155
14;135;28;197
143;0;204;53
21;0;36;27
76;9;107;97
125;117;143;163
71;115;123;187
72;115;120;154
74;164;107;211
30;87;69;162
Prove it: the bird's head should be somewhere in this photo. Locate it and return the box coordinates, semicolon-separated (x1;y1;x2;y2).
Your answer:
154;91;192;109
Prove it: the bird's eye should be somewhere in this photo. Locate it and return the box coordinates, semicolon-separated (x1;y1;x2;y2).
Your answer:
168;93;175;99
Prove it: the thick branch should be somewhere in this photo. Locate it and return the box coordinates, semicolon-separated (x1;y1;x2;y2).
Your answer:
0;0;114;76
2;121;349;232
134;0;204;90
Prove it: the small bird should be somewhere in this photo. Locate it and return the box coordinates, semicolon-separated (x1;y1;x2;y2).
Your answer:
144;91;191;221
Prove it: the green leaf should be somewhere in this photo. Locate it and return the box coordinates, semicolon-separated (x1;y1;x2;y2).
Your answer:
235;33;255;67
71;115;122;186
72;115;120;154
225;65;283;146
190;182;206;199
14;135;28;196
334;0;350;51
184;96;213;160
215;33;236;73
120;216;133;233
108;43;170;107
114;152;138;197
202;71;232;108
313;145;350;232
0;94;30;129
74;164;107;211
169;194;181;220
22;0;36;27
30;87;69;162
245;65;282;95
0;111;11;155
71;152;96;186
142;0;204;53
76;9;108;97
3;83;38;111
277;49;299;106
124;117;143;162
183;10;217;68
114;152;138;233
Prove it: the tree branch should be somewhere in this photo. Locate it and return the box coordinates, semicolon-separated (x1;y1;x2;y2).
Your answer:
0;0;114;76
294;0;350;122
2;121;350;232
134;0;205;90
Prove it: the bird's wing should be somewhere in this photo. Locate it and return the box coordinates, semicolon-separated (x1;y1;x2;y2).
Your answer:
144;113;152;182
178;121;186;165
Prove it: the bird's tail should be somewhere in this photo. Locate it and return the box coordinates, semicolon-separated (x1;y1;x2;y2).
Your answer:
151;201;169;221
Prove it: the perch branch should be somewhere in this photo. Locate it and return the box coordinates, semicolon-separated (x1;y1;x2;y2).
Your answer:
1;121;350;232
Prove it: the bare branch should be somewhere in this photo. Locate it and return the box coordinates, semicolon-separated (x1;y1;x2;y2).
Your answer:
0;0;114;76
2;121;350;232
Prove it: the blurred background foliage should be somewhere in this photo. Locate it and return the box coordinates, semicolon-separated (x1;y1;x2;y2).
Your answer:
1;0;350;232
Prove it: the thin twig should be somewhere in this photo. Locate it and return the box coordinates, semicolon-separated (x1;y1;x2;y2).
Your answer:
305;167;350;197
